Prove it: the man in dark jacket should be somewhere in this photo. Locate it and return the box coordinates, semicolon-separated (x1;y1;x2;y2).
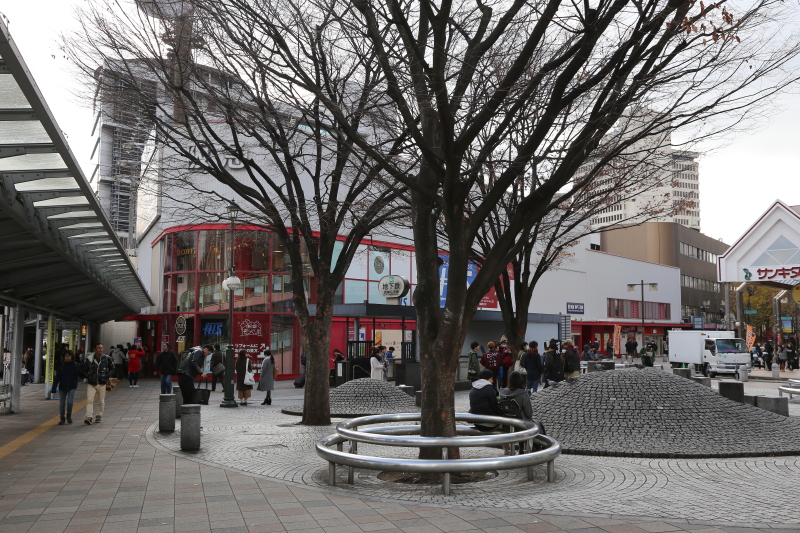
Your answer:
177;347;205;405
52;350;84;424
469;370;501;432
625;338;638;360
521;341;543;392
209;344;224;392
563;340;581;377
544;347;564;385
83;343;115;425
155;343;179;394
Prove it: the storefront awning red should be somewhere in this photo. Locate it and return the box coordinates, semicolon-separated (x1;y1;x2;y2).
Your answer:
571;321;692;329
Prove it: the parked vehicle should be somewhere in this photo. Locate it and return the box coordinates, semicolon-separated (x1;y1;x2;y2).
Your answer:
667;331;749;378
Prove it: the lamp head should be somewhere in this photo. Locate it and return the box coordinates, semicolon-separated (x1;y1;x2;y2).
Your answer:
226;202;241;223
224;275;241;291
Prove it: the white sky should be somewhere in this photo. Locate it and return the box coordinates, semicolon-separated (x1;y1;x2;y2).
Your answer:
2;0;798;247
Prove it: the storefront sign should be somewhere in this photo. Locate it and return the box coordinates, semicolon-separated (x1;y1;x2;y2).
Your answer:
692;316;705;330
613;325;622;355
373;256;385;275
566;302;584;314
178;247;196;256
377;275;410;299
240;319;262;336
203;322;224;335
175;315;187;335
748;266;800;281
560;315;571;342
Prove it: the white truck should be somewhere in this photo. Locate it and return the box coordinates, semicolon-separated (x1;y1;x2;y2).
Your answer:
667;330;750;378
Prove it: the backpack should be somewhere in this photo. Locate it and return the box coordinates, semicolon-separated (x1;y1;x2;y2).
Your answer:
498;397;524;419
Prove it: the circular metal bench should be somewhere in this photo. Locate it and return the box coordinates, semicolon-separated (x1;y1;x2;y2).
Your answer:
779;379;800;398
316;413;561;495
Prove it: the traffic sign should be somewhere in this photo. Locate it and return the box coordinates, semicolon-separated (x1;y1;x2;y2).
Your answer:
744;310;757;315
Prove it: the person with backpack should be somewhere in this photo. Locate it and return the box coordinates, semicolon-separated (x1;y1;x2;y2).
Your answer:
467;342;482;382
544;343;565;386
521;340;543;392
562;340;581;377
177;347;205;406
480;341;502;379
499;371;533;422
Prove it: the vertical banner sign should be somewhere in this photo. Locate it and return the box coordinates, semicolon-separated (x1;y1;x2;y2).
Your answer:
560;315;572;342
68;330;76;352
746;326;755;351
45;319;56;386
613;325;622;356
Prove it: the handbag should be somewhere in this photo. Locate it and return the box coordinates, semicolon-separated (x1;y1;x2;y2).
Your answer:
243;361;255;386
272;364;279;380
193;376;210;405
212;362;225;376
105;378;119;391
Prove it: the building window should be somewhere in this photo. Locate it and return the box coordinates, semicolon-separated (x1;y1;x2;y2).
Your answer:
679;242;717;264
607;298;670;319
680;274;720;293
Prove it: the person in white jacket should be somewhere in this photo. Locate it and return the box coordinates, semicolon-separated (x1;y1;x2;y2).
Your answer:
370;348;385;380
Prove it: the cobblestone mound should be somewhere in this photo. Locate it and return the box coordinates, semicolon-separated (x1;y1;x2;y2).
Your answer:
281;378;419;417
530;368;800;458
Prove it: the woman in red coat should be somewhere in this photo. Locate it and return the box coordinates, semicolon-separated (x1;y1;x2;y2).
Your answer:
126;343;144;387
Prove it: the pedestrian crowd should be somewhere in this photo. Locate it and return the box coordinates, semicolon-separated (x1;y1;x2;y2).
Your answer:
750;341;797;371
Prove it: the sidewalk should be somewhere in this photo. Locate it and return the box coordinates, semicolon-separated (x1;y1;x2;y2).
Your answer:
1;378;798;533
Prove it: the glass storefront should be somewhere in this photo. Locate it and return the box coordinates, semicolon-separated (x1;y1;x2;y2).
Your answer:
156;227;416;375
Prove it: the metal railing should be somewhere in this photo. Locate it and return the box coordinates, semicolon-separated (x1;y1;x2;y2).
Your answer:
778;378;800;398
316;413;561;495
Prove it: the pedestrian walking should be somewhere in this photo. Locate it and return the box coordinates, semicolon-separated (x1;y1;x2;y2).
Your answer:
177;347;206;406
521;341;543;392
480;341;502;381
787;343;797;371
625;337;638;361
544;343;565;386
83;343;115;425
126;342;144;387
562;340;581;377
258;349;275;405
467;342;482;382
236;350;253;405
777;344;788;372
24;349;35;383
209;344;224;391
111;345;126;379
51;350;84;424
155;343;178;394
765;341;774;370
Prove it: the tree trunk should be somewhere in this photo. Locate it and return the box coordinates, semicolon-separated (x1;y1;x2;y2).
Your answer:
299;297;333;426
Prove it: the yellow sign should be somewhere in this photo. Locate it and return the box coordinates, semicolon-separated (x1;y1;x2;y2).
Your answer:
746;326;755;351
793;285;800;306
613;325;622;356
45;319;56;385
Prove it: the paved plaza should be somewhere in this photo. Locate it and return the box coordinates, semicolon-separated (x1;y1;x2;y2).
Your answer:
3;377;800;533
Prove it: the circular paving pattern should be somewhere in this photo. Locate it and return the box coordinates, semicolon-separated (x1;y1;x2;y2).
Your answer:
281;378;419;416
531;368;800;458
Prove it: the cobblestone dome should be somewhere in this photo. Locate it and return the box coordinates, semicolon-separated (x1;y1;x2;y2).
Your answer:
281;378;419;416
530;368;800;458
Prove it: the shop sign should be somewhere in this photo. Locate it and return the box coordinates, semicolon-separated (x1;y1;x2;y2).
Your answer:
566;302;584;314
177;336;186;342
203;323;224;335
178;247;196;256
373;256;385;275
240;319;262;337
692;316;704;330
377;275;410;298
175;315;187;335
560;315;571;342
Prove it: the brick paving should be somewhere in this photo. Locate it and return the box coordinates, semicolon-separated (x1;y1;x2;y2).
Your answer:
2;378;800;533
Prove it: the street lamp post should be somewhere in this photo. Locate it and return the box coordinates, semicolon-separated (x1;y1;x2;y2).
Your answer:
627;280;659;349
221;202;241;408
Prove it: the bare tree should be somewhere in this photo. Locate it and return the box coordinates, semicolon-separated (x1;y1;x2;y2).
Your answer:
220;0;800;456
65;0;411;425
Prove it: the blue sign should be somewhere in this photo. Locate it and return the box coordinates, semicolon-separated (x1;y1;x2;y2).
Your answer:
438;255;479;308
202;322;224;336
743;310;757;315
566;302;585;314
691;316;705;330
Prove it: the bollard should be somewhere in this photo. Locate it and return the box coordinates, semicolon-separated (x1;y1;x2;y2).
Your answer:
718;380;745;403
690;376;712;387
180;404;201;451
672;368;693;380
738;366;749;382
159;394;176;432
755;396;789;417
772;365;780;379
173;386;182;419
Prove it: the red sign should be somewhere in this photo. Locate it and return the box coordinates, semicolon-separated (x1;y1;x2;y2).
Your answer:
756;266;800;280
479;287;498;308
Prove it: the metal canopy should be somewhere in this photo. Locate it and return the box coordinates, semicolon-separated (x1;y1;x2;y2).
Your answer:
0;19;153;322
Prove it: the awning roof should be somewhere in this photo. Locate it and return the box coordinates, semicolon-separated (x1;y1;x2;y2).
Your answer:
0;19;153;322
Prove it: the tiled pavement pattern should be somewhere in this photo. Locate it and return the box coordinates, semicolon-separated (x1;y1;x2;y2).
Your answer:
3;379;800;532
281;379;418;417
527;369;800;457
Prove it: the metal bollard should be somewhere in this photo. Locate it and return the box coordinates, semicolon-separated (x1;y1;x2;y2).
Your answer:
180;404;201;451
347;440;357;484
738;366;749;382
159;394;176;432
173;386;182;419
772;365;780;379
442;447;451;496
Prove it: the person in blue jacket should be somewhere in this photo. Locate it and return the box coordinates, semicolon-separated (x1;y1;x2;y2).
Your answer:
51;350;84;425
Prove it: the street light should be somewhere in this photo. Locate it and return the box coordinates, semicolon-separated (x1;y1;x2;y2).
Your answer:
221;202;240;408
627;280;658;350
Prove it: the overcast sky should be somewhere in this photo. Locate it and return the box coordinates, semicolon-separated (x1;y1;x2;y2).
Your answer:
2;0;798;248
